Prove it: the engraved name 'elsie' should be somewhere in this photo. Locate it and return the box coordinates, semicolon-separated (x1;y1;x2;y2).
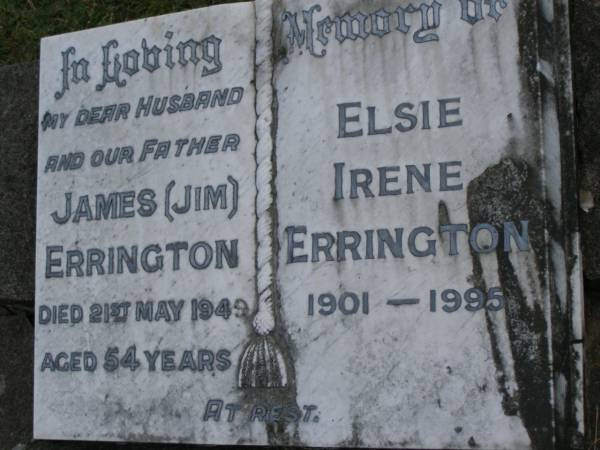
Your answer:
54;31;222;100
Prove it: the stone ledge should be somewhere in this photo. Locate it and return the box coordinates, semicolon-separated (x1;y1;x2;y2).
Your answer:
0;314;33;450
0;62;38;302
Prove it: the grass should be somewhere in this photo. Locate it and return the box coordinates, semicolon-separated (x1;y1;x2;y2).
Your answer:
0;0;239;65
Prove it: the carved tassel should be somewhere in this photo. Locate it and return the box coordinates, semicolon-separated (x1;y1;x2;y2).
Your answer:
238;0;288;389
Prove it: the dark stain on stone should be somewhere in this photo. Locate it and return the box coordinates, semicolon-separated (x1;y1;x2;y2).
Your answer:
266;416;300;447
334;415;365;447
516;0;541;147
548;1;586;447
438;200;451;245
349;416;363;447
467;157;552;450
455;426;463;434
518;0;585;446
468;436;478;448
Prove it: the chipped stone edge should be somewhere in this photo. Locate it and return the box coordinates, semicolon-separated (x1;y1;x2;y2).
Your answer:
539;0;585;447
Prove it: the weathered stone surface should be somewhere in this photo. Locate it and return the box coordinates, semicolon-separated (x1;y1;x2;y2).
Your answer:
570;2;600;444
0;314;34;450
271;0;583;448
26;442;225;450
26;0;587;448
35;3;262;445
0;63;38;302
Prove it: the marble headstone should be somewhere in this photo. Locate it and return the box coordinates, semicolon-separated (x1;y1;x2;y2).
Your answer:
35;3;263;444
35;0;584;448
271;0;583;448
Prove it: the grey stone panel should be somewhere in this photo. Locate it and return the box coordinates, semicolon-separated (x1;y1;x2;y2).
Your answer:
0;314;34;450
0;63;38;302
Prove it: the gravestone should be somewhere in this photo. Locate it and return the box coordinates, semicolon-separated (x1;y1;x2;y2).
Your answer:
271;0;583;448
35;1;585;449
35;3;263;444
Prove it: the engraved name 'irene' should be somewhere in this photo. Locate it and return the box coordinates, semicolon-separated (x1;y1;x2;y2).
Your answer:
54;31;222;100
